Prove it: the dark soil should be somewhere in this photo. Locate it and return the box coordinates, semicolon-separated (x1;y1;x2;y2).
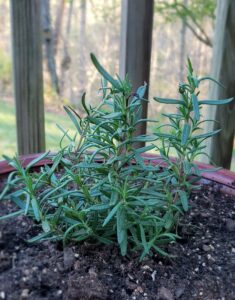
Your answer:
0;180;235;300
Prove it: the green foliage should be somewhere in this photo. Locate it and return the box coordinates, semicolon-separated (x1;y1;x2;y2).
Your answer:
153;58;232;196
0;49;12;84
0;55;231;260
156;0;216;23
155;0;216;46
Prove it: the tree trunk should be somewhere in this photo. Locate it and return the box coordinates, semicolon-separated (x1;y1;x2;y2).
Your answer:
203;0;235;169
179;0;188;83
60;0;73;97
41;0;60;95
53;0;65;55
77;0;87;102
120;0;154;147
10;0;45;155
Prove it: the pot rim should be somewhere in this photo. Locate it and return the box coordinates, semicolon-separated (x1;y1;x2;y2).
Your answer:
0;152;234;196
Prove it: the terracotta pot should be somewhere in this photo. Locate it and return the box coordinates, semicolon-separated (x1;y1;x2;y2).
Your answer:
0;153;235;196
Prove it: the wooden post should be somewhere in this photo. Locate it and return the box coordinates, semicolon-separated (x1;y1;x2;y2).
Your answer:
120;0;154;146
203;0;235;169
11;0;45;155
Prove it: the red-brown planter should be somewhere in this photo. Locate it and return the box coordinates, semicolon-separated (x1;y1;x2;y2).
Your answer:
0;153;235;196
142;153;235;197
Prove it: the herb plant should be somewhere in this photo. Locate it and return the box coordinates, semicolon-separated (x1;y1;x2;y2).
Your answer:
153;59;232;211
0;55;232;259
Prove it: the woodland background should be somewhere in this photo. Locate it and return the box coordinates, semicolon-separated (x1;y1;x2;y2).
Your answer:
1;0;232;166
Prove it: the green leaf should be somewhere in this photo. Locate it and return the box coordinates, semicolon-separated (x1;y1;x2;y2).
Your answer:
81;92;90;115
87;116;115;134
77;162;106;169
181;123;191;145
164;212;173;230
48;152;63;178
31;197;41;222
154;132;176;139
191;76;199;88
0;185;10;200
85;204;110;212
42;220;51;233
198;76;225;89
116;207;125;244
187;57;193;74
103;202;121;226
136;83;147;99
141;189;166;198
66;104;81;120
63;223;84;245
192;93;200;121
116;207;127;256
159;232;178;240
95;236;113;245
12;195;26;209
102;112;123;119
152;245;169;257
87;137;108;147
90;53;121;90
100;77;108;98
140;224;147;251
183;160;192;175
192;129;221;140
199;98;233;105
25;193;30;215
0;209;23;220
134;144;155;154
27;232;52;243
26;151;50;171
56;124;74;142
2;154;12;163
178;190;188;211
129;135;157;143
64;106;82;134
131;83;147;103
197;166;222;173
120;235;127;256
134;118;158;126
153;97;184;105
2;157;25;176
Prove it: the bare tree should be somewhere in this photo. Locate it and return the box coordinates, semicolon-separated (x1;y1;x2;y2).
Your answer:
59;0;73;97
41;0;60;95
179;0;188;82
156;0;215;47
53;0;65;55
77;0;87;100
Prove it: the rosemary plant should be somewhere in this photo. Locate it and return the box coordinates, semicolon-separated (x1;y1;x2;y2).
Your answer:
0;55;232;259
153;58;232;211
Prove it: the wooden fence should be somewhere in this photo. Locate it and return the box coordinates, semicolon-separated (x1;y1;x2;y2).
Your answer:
10;0;235;169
